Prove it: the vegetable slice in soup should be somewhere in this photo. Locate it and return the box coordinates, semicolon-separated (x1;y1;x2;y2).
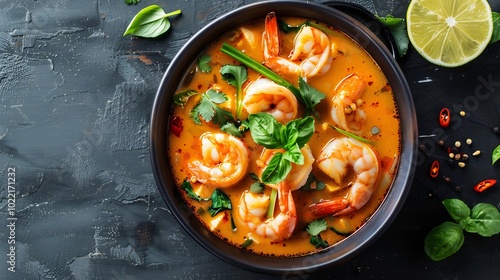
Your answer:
167;13;400;257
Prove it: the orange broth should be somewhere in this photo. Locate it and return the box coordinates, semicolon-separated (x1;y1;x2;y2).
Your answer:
167;16;400;257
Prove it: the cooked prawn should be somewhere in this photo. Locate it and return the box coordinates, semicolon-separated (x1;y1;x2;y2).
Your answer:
242;78;298;124
263;12;334;80
330;74;367;134
309;137;380;216
187;132;249;188
238;181;297;242
256;145;314;191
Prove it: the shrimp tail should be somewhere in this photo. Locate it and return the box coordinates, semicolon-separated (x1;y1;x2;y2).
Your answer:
309;199;352;217
263;12;280;58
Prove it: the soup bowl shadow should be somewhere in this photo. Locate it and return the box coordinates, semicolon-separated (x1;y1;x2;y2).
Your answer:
150;0;417;274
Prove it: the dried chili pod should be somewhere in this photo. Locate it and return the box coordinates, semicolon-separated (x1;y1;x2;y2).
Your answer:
430;160;439;178
439;108;450;128
169;115;183;137
473;179;497;193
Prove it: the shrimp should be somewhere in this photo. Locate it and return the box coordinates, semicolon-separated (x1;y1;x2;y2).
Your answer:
238;181;297;242
330;74;367;134
262;12;334;80
187;132;249;188
243;78;298;124
309;137;380;216
256;145;315;191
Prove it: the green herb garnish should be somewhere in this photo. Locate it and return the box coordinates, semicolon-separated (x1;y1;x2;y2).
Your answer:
181;180;207;202
249;173;266;193
266;188;278;219
190;89;234;126
123;5;181;38
207;189;232;217
300;173;326;191
241;238;253;248
490;12;500;44
328;124;373;144
248;113;314;184
220;43;325;117
124;0;140;5
424;199;500;261
220;64;248;120
306;219;329;249
198;54;212;73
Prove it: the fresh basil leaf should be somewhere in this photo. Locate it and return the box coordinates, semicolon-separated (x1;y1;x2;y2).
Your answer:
376;15;409;57
464;203;500;237
490;12;500;44
123;5;182;38
207;189;232;217
173;89;198;108
248;113;283;149
198;54;212;73
492;144;500;165
261;153;291;184
299;77;326;117
287;116;315;147
442;199;470;224
282;143;304;165
181;180;204;202
278;19;303;34
424;221;464;261
281;124;299;151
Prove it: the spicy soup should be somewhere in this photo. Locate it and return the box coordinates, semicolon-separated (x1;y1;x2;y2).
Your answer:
167;14;400;257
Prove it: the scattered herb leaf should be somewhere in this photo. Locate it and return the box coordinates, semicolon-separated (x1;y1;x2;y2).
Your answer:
198;54;212;73
464;203;500;237
173;89;198;108
207;189;232;217
329;124;373;144
490;12;500;44
123;5;182;38
249;173;265;193
492;144;500;164
376;15;409;57
220;122;244;137
181;180;206;201
241;238;253;248
124;0;141;5
300;173;326;191
277;19;303;34
298;76;326;118
424;221;464;261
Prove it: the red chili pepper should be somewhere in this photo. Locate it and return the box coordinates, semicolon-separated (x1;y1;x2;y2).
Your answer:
439;108;450;128
170;115;183;137
473;179;497;193
430;160;439;178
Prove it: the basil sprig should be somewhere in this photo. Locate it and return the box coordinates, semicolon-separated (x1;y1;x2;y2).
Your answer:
123;5;181;38
424;199;500;261
248;113;314;184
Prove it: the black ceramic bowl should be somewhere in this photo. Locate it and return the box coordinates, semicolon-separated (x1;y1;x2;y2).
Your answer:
150;0;417;274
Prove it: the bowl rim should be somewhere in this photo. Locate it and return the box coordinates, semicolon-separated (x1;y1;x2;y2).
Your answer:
150;0;417;274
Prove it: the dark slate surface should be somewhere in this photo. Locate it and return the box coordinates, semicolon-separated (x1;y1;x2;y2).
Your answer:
1;0;499;279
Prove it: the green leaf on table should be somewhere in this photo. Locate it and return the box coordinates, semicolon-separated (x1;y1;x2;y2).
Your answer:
376;15;409;57
424;221;464;261
490;12;500;44
123;5;181;38
464;203;500;237
442;199;470;224
124;0;141;5
492;144;500;164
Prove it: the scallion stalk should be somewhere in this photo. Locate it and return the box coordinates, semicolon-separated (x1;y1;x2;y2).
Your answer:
267;188;278;219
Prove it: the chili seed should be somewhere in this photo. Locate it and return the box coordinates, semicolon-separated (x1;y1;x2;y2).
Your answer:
466;138;472;145
455;141;461;148
472;150;481;156
458;162;466;168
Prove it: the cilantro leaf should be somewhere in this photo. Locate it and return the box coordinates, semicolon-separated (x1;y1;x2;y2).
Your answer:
198;54;212;73
300;173;326;191
190;89;235;127
310;234;329;249
220;122;243;137
376;15;409;57
306;218;328;236
220;65;248;119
